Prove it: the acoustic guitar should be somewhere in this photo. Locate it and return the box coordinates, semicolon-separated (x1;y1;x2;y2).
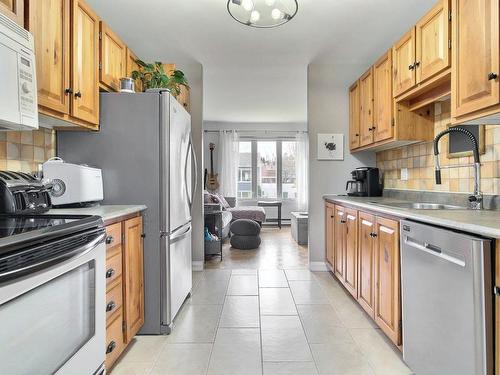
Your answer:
206;143;220;191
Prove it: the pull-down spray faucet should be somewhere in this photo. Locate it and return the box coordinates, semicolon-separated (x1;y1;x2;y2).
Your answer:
433;127;482;210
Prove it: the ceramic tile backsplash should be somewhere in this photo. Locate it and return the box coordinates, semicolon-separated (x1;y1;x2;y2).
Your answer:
0;128;56;173
376;101;500;195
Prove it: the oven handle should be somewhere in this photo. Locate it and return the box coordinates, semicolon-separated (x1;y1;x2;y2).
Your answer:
0;230;106;282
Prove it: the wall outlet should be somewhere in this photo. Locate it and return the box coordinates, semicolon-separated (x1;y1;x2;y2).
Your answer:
400;168;409;181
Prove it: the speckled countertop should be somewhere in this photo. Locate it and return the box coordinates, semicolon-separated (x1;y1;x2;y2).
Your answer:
324;195;500;239
46;205;147;223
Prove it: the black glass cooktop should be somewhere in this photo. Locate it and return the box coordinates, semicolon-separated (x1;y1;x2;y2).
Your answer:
0;214;104;254
0;216;79;238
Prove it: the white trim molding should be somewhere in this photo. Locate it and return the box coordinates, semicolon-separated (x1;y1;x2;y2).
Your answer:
192;261;204;271
309;261;329;272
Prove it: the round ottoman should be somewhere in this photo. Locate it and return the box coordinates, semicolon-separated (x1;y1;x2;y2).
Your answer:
230;219;261;250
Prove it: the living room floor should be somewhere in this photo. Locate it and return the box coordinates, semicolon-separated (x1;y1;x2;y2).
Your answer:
110;228;410;375
205;226;309;270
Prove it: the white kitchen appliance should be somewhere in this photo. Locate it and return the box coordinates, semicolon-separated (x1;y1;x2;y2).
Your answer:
43;158;104;206
0;13;38;130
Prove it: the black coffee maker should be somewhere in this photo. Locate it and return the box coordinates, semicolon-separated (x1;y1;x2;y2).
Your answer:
346;167;382;197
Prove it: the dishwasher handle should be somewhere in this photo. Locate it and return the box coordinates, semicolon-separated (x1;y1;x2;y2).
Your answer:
404;236;466;267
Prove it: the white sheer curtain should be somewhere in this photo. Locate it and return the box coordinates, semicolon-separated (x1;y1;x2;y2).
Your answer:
296;132;309;212
218;130;239;197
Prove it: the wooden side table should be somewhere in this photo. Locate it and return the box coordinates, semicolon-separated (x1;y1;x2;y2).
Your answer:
257;201;282;229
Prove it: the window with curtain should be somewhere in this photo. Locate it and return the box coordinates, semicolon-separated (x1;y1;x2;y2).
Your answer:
236;138;304;203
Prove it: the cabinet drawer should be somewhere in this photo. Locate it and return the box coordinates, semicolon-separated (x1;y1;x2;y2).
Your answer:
106;281;123;323
106;249;122;286
105;223;122;250
106;310;125;369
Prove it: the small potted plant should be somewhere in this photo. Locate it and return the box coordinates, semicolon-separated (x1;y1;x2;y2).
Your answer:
131;60;189;97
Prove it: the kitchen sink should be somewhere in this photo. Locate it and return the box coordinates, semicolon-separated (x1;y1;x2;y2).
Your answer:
369;202;468;210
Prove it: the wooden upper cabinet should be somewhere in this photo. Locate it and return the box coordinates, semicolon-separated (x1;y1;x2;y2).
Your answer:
359;68;374;147
26;0;71;115
349;81;361;150
373;50;393;143
100;22;126;92
72;0;100;125
333;206;345;280
415;0;451;84
358;212;376;318
452;0;500;119
343;208;358;299
325;203;335;267
393;28;416;97
177;85;190;113
123;216;145;342
126;48;142;93
374;217;401;346
0;0;23;26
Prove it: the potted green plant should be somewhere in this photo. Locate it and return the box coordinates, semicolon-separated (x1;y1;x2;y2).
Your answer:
131;60;189;97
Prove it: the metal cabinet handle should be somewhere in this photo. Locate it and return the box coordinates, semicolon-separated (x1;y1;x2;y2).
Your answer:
414;61;420;68
340;220;347;224
74;91;82;98
409;63;415;70
64;88;73;95
355;133;359;137
106;341;116;354
106;301;116;312
488;72;498;81
369;232;378;238
106;268;115;278
105;235;114;245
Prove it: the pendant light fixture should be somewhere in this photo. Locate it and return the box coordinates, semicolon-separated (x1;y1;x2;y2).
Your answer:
227;0;298;28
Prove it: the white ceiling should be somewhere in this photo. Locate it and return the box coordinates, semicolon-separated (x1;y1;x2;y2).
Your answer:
87;0;436;123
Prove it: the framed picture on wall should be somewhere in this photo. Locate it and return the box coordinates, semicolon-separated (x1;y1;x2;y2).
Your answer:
317;133;344;160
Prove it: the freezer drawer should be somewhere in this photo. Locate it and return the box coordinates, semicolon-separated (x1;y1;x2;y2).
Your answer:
400;220;493;375
161;224;192;328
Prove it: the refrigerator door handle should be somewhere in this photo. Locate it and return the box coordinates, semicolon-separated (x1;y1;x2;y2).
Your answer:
184;138;192;210
190;134;198;209
170;225;192;244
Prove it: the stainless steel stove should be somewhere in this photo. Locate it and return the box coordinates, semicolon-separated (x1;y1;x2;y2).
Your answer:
0;172;107;375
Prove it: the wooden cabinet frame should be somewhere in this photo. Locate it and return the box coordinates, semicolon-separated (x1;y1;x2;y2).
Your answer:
100;21;127;91
0;0;23;26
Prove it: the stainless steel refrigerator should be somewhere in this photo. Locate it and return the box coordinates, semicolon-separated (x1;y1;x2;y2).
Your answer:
57;90;196;334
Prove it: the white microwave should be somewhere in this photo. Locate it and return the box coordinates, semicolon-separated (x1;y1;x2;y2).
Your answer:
0;13;38;130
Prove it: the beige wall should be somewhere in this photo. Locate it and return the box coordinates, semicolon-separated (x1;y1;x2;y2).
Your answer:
377;101;500;195
0;129;56;172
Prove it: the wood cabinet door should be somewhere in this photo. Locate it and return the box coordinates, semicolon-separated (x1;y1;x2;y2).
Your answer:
71;0;99;125
333;206;345;281
416;0;451;84
177;85;190;113
359;68;374;147
373;50;393;143
358;212;376;318
374;217;401;346
123;216;145;342
100;22;126;92
393;28;416;97
325;204;335;267
0;0;23;26
27;0;71;115
452;0;500;118
349;81;361;150
343;208;358;298
126;48;142;93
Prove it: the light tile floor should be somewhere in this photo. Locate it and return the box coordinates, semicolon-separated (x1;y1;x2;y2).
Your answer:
112;228;410;374
111;268;412;375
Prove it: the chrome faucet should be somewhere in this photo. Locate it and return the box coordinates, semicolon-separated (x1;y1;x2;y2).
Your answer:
433;127;482;210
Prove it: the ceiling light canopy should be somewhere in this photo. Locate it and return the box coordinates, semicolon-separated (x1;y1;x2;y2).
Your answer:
228;0;298;28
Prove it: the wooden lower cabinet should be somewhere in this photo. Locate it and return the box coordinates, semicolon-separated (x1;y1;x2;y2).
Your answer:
358;212;376;318
373;217;401;346
325;203;335;267
105;214;145;370
326;202;402;347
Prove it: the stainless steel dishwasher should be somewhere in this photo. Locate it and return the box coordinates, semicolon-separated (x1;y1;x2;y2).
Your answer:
400;220;493;375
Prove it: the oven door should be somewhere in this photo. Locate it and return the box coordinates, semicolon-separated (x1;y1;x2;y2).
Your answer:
0;231;106;375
